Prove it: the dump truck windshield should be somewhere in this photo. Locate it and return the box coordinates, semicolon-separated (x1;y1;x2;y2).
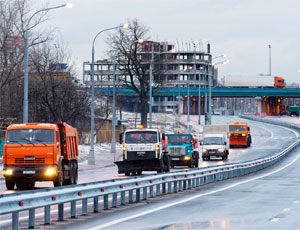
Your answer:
125;131;157;144
168;135;191;144
6;129;55;144
229;125;246;131
203;137;223;145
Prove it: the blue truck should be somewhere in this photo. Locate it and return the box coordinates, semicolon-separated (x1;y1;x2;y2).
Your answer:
166;132;199;168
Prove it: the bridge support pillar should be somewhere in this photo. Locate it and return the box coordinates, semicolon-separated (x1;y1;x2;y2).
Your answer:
256;96;284;116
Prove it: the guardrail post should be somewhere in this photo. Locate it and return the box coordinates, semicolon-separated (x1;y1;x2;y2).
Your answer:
29;208;35;229
112;193;117;208
82;198;88;215
104;195;109;209
179;180;183;192
71;200;76;218
143;187;147;200
162;183;166;194
136;188;141;202
188;179;192;190
12;211;19;230
44;205;50;225
150;185;154;198
58;203;64;221
174;181;178;193
192;178;196;188
156;184;161;196
121;191;126;205
183;180;187;190
196;177;200;187
93;196;99;213
129;190;133;203
168;182;172;193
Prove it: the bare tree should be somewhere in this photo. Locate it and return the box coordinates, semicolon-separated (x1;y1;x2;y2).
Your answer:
0;0;55;120
108;19;152;127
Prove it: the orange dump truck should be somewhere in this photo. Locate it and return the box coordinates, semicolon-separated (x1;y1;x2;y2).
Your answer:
229;121;251;147
3;122;78;190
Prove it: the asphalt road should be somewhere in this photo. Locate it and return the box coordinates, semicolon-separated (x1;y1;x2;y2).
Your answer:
60;133;300;230
0;116;298;229
0;116;297;194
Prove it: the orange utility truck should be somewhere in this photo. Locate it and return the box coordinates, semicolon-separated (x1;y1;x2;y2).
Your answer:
229;121;251;147
3;122;78;190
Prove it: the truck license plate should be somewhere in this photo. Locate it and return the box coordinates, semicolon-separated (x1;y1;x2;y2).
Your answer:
172;158;180;160
23;170;35;174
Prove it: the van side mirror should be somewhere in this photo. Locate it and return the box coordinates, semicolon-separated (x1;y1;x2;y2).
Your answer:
224;141;227;145
119;133;123;144
162;133;166;141
60;131;66;144
200;141;203;145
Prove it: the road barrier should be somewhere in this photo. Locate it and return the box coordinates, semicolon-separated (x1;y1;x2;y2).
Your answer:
1;116;300;230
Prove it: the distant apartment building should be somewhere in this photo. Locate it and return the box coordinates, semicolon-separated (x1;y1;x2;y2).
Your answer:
83;41;218;113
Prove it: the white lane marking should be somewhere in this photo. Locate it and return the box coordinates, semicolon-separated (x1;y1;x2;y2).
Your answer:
251;120;299;139
283;208;290;212
270;218;280;222
293;200;300;204
88;149;300;230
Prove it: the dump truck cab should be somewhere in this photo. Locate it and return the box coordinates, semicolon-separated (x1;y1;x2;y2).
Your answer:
166;132;199;168
3;122;78;190
229;121;251;147
115;127;170;176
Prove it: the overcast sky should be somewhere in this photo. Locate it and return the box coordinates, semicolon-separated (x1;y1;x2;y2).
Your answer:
36;0;300;84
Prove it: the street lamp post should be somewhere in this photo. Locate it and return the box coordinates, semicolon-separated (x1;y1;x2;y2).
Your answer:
110;55;117;158
23;3;72;123
198;67;204;125
149;44;154;128
88;24;128;165
207;59;230;125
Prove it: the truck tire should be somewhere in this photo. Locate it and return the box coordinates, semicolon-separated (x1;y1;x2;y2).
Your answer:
54;165;64;187
73;160;78;184
69;161;76;185
194;152;199;167
163;155;171;172
5;178;15;190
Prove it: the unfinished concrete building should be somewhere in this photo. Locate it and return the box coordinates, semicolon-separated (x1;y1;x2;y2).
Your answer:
83;41;218;114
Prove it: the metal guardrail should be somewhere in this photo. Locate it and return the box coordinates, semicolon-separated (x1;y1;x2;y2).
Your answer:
1;116;300;230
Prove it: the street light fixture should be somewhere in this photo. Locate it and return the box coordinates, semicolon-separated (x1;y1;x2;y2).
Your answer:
88;24;128;165
23;3;72;123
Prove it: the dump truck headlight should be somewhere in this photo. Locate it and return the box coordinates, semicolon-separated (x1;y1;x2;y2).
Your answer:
218;149;223;152
242;133;246;136
229;133;231;136
202;149;207;152
45;168;56;176
184;156;191;160
3;169;13;175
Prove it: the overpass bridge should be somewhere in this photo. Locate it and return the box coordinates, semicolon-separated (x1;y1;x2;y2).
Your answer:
97;87;300;115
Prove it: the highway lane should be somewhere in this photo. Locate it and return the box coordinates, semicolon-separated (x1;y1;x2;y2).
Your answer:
0;116;298;229
63;134;300;230
0;116;297;194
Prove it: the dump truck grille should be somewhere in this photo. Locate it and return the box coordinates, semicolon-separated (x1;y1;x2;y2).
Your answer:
15;156;45;164
168;147;185;156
